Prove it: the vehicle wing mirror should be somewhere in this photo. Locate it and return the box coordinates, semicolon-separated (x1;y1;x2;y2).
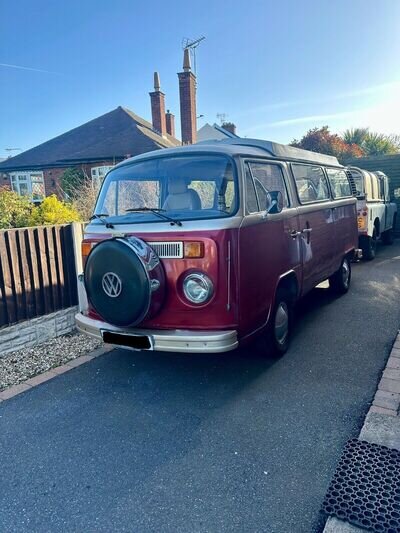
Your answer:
265;191;284;215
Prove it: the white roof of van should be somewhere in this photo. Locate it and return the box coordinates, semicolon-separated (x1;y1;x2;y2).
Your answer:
116;137;342;169
217;138;341;166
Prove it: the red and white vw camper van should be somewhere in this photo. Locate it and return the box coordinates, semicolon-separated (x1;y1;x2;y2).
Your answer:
76;139;358;355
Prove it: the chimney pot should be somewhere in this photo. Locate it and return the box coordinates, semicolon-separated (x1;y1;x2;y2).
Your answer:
149;71;166;136
154;71;161;91
165;110;176;137
183;48;191;72
178;50;197;144
222;122;237;136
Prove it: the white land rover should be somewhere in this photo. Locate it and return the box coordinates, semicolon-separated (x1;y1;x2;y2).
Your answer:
348;167;397;260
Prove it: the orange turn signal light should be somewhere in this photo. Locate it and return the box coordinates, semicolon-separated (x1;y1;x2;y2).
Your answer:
81;242;94;259
184;241;204;258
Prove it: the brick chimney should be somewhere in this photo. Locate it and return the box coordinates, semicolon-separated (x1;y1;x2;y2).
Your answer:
178;49;197;144
149;72;166;136
165;109;175;137
222;122;237;136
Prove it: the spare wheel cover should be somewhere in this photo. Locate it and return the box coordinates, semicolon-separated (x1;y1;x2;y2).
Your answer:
84;237;165;327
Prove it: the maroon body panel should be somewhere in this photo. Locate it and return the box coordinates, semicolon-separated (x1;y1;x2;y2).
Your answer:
84;229;239;331
237;209;301;337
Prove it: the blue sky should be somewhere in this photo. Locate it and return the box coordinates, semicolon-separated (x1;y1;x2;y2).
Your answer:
1;0;400;158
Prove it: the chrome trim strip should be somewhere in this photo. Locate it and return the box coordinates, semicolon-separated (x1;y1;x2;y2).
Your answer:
76;313;238;354
227;240;231;311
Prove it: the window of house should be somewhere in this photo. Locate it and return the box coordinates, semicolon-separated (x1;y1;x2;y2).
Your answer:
248;162;289;210
91;165;114;188
326;168;352;199
292;164;330;203
9;171;45;202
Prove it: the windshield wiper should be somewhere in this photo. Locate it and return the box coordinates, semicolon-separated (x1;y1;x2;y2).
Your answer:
89;213;114;229
125;207;182;226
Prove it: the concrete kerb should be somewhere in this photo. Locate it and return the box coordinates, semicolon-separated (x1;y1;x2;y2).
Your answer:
323;330;400;532
0;344;114;402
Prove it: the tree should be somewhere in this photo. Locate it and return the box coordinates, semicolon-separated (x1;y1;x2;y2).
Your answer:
60;167;86;199
342;128;369;147
362;132;399;156
342;128;400;156
291;126;364;162
0;187;33;229
70;179;102;221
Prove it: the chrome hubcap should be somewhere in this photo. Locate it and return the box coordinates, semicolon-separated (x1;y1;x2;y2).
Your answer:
275;302;289;346
342;260;350;288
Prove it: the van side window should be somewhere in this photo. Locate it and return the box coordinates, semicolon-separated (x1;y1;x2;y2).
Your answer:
245;165;259;213
292;164;330;203
249;162;289;209
326;168;352;199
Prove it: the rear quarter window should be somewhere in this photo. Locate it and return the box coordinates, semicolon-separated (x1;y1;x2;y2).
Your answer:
292;164;330;204
326;168;352;199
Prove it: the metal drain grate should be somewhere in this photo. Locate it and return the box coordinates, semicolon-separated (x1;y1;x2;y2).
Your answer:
322;439;400;532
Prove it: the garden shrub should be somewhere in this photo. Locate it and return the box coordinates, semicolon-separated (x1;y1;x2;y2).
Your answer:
0;187;33;229
29;195;81;226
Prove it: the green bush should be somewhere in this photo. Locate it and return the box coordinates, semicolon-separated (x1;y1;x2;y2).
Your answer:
0;187;33;229
29;195;81;225
60;167;86;199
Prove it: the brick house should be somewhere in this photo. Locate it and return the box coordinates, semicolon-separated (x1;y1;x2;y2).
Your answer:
0;49;201;201
0;107;180;201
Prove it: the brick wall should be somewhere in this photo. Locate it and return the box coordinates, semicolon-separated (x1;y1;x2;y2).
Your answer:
44;160;119;197
178;71;197;144
43;168;65;197
149;90;167;136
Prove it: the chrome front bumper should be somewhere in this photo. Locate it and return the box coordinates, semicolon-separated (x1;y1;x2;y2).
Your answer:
75;313;238;353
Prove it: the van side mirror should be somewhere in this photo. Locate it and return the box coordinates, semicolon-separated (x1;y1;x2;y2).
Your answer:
265;191;283;215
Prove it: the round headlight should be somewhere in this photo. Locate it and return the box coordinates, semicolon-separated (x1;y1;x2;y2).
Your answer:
183;273;213;304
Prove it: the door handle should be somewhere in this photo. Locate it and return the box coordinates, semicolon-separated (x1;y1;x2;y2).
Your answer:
289;230;301;239
302;228;312;234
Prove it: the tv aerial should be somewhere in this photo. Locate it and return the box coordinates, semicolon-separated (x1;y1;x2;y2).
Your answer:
182;36;205;75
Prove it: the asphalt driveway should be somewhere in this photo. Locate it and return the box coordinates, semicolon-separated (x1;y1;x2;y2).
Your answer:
1;241;400;533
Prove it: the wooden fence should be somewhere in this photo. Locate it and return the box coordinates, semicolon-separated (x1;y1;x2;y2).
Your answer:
0;224;80;328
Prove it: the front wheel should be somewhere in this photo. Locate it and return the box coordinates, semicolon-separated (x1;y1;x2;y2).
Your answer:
264;288;293;357
329;256;351;294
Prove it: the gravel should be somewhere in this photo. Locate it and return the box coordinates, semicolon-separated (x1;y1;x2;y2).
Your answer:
0;332;102;391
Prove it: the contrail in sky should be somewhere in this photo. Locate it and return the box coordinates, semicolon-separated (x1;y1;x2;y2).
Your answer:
0;63;61;75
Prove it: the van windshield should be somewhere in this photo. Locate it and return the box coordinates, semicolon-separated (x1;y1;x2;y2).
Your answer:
94;155;238;225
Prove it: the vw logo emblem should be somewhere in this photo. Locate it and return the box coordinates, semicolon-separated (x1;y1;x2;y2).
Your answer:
102;272;122;298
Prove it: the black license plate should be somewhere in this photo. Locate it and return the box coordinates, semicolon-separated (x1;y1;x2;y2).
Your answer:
102;331;152;350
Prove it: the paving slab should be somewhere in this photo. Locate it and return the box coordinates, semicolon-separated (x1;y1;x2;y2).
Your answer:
359;411;400;450
324;517;364;533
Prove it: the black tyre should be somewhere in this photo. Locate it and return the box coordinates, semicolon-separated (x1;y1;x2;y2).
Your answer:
361;229;377;260
329;256;351;294
382;226;394;245
265;288;293;357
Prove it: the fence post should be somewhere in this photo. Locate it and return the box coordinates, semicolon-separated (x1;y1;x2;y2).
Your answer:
71;222;88;313
71;222;84;275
